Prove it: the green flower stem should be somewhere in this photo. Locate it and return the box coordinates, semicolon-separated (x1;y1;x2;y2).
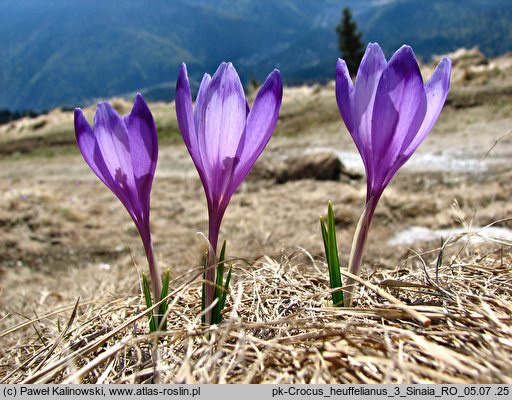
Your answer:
145;240;162;305
346;194;379;306
204;208;223;326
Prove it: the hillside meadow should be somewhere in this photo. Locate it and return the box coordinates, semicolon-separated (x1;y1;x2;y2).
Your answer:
0;49;511;383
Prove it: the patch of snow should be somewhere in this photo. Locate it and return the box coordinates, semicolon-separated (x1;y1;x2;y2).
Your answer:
388;225;512;246
303;147;488;173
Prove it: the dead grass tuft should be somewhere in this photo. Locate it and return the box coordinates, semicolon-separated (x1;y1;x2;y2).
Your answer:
1;237;511;384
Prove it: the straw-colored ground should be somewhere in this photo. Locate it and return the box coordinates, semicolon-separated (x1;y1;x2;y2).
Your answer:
0;49;511;383
0;240;511;383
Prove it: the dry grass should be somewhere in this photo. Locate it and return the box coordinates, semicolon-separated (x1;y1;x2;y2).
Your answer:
0;235;511;384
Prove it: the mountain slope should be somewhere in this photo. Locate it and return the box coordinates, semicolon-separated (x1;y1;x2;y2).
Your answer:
0;0;510;111
360;0;512;60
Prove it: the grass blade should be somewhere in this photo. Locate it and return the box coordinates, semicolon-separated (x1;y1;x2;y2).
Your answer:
212;241;227;325
321;201;344;306
142;273;157;332
219;265;232;312
157;268;171;331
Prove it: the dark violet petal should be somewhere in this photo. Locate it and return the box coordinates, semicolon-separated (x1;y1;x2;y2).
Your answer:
198;62;247;174
176;64;196;152
405;57;452;155
232;69;283;191
335;59;355;134
380;58;452;190
124;93;158;181
370;45;427;191
124;93;158;219
75;108;105;181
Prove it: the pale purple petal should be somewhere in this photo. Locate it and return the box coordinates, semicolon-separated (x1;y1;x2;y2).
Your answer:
176;62;283;272
197;63;247;202
353;43;387;152
370;45;427;191
192;72;214;196
232;69;283;190
198;63;247;170
193;73;212;133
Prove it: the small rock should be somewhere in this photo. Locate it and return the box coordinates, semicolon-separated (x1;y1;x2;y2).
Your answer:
278;152;342;183
278;152;362;183
249;151;362;183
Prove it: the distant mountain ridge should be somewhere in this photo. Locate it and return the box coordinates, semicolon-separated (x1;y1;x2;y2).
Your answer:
1;0;510;111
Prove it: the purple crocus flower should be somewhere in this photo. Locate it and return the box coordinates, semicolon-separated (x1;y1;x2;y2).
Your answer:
336;43;451;305
176;62;282;322
74;93;161;301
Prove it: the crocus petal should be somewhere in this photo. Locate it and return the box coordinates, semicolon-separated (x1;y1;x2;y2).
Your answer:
370;45;427;192
353;43;387;144
193;72;212;135
197;63;247;204
335;58;355;134
405;57;452;155
75;107;133;213
176;62;283;250
232;69;283;190
124;94;158;179
350;43;387;188
123;93;158;218
382;57;452;188
176;64;197;157
199;63;247;171
94;102;138;200
75;108;104;182
176;66;216;206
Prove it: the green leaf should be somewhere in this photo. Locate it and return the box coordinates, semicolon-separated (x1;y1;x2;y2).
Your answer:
219;265;232;312
157;268;171;331
214;241;227;304
321;201;344;307
320;216;329;257
142;273;157;332
212;240;227;325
